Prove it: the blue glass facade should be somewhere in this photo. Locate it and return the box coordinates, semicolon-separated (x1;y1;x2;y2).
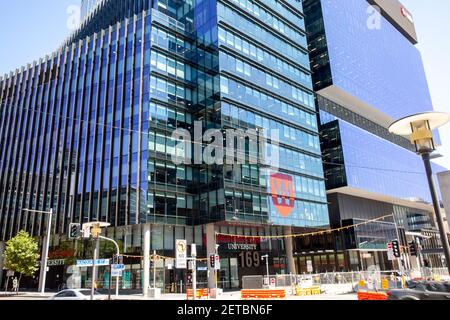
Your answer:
320;110;446;203
0;0;329;242
317;0;433;121
217;0;328;228
304;0;447;269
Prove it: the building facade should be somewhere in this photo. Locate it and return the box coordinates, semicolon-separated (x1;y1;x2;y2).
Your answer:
0;0;329;291
304;0;448;271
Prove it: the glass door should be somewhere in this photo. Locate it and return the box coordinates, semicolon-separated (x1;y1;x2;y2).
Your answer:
230;258;239;289
218;258;230;289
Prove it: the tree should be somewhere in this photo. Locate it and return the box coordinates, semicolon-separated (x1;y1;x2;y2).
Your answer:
3;230;40;291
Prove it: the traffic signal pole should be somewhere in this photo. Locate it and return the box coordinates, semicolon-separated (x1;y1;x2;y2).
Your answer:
98;235;120;298
91;237;99;301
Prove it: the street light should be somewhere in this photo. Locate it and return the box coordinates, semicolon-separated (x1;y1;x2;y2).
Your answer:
389;111;450;274
22;208;53;295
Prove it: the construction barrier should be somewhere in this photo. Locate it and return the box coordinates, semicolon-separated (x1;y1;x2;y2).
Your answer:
295;286;322;296
357;291;388;301
241;289;286;299
186;288;209;300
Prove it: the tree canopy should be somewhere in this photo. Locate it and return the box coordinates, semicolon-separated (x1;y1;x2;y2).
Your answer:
3;230;40;277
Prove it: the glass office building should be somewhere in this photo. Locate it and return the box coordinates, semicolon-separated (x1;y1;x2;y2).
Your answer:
0;0;329;290
304;0;448;270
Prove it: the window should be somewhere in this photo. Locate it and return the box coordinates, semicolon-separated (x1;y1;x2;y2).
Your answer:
167;58;176;75
236;59;244;73
219;28;226;42
244;63;251;77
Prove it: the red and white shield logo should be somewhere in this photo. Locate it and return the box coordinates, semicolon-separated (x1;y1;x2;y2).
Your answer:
270;173;295;217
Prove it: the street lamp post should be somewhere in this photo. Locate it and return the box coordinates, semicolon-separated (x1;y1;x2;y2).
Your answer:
98;235;120;298
389;111;450;275
22;208;53;295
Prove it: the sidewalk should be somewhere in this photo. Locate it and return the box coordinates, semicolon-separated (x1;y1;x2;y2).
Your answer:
0;292;53;299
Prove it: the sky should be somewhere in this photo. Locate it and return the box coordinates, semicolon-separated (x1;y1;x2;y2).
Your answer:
0;0;449;170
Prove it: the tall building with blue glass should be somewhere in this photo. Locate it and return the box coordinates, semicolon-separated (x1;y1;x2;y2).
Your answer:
304;0;448;270
0;0;330;290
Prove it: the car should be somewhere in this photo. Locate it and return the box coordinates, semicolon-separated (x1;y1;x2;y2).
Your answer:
49;289;108;300
387;281;450;300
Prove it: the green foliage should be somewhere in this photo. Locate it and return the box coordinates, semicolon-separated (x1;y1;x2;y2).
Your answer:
3;230;40;277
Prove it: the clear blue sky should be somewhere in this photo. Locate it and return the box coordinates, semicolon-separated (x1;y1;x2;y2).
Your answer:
0;0;449;169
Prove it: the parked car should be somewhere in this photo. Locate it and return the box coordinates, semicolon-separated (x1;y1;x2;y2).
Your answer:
387;281;450;300
49;289;108;300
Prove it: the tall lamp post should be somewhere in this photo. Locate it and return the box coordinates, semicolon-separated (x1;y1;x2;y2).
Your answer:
22;208;53;295
389;111;450;274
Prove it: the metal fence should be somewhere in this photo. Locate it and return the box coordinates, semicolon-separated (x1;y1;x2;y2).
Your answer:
242;268;450;294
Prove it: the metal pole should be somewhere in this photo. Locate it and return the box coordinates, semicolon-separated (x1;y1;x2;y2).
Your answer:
98;236;120;298
143;225;150;297
108;264;112;300
38;208;52;295
191;244;197;301
192;259;197;301
91;237;99;300
422;152;450;275
153;250;156;292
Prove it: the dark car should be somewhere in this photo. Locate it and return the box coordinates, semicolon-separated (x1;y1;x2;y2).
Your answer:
387;281;450;300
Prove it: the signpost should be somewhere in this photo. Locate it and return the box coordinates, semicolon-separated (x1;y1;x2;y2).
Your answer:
387;242;395;261
76;259;111;267
306;260;313;273
214;255;220;270
176;240;187;269
270;278;276;287
112;264;125;272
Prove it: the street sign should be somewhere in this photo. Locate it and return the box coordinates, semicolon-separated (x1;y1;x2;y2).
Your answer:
215;254;220;270
176;239;187;269
270;278;276;287
112;269;122;277
6;270;14;277
82;224;91;239
76;259;110;267
306;260;313;273
112;264;125;271
387;242;395;260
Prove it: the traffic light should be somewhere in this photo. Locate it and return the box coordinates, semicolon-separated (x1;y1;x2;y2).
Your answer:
409;241;417;256
68;223;81;239
210;254;215;269
392;240;401;258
